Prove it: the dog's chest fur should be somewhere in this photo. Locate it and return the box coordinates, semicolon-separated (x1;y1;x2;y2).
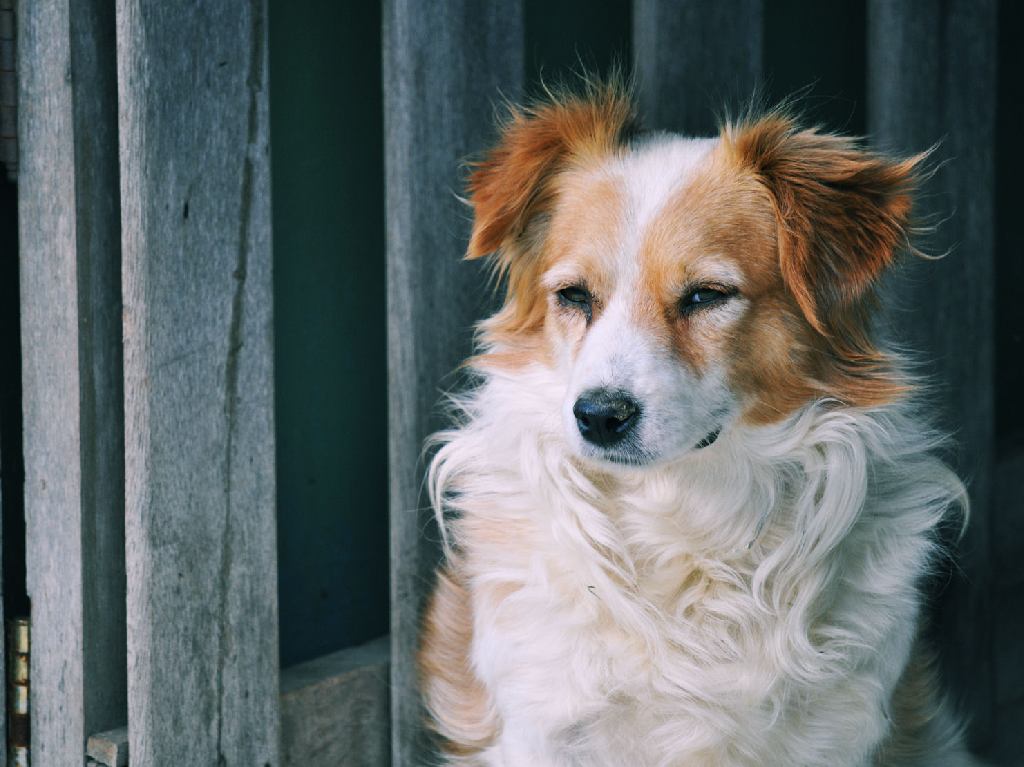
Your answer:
466;508;775;763
424;382;959;766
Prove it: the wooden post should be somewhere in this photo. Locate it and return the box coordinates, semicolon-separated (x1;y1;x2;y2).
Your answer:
279;636;389;767
116;0;280;763
0;0;15;179
866;0;998;752
633;0;764;135
17;0;126;763
383;2;523;763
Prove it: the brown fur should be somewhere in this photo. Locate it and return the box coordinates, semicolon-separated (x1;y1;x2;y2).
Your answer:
466;82;635;366
423;84;940;759
466;82;636;260
722;112;927;411
418;564;499;757
467;91;923;421
874;644;966;764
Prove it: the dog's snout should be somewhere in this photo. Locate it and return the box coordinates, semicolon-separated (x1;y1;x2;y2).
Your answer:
573;390;640;447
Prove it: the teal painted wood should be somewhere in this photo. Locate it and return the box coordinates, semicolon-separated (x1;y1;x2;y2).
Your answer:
383;2;524;763
17;0;126;762
634;0;765;135
866;0;998;754
116;0;281;762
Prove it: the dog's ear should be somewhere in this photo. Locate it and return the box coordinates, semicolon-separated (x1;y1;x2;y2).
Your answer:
466;84;636;266
724;113;926;336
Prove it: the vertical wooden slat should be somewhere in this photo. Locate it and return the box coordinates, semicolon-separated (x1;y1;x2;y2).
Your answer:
383;2;523;763
634;0;764;135
116;0;280;763
0;155;19;767
0;0;15;180
866;0;998;752
17;0;126;762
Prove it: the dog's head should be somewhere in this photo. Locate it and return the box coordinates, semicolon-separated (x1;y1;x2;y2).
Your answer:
467;83;925;468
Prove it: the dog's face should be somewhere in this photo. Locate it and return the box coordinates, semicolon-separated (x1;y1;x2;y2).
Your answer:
541;140;770;466
468;87;920;468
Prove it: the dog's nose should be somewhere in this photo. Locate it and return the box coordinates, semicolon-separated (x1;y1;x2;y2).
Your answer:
573;390;640;447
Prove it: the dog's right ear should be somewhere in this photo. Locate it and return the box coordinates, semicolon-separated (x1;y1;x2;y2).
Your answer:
466;84;636;265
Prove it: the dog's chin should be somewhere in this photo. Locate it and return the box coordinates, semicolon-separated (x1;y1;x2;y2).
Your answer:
584;448;652;468
572;427;724;470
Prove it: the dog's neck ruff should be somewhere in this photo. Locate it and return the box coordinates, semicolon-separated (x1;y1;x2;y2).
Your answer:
431;365;963;576
425;365;967;766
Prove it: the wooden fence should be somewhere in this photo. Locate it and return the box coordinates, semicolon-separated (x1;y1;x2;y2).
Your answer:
8;0;1012;765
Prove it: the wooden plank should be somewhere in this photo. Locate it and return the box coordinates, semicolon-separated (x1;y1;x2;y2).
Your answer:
280;635;389;767
86;636;389;767
0;109;17;767
17;0;126;762
992;449;1024;758
116;0;280;763
86;727;129;767
866;0;998;753
633;0;764;135
0;0;15;180
383;2;524;763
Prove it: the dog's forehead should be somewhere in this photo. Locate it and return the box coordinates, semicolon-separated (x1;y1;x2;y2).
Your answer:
616;135;719;229
549;134;761;292
559;135;728;288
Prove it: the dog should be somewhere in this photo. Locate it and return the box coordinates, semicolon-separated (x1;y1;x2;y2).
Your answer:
418;81;977;766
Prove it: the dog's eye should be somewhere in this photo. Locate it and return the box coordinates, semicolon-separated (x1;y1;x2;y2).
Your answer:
680;287;732;314
557;285;592;314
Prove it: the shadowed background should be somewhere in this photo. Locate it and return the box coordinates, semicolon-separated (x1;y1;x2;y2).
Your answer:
0;0;1018;764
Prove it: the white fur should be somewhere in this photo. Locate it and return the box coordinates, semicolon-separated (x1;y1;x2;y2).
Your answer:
621;134;718;236
554;138;745;466
423;134;977;767
429;362;972;766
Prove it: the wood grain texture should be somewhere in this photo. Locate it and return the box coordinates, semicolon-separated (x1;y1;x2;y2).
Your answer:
634;0;764;135
991;450;1024;763
83;637;389;767
86;726;129;767
383;2;523;763
0;0;15;182
116;0;280;763
866;0;998;753
17;0;126;763
280;636;389;767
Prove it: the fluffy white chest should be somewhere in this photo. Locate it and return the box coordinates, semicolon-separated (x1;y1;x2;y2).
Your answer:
429;399;966;766
466;514;809;766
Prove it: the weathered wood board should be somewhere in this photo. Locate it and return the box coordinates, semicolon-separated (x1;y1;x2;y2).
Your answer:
866;0;998;752
18;0;126;763
86;726;129;767
634;0;764;135
280;635;389;767
116;0;281;762
383;1;524;763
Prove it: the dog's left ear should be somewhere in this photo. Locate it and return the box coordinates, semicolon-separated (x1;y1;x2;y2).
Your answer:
466;83;636;265
725;113;926;336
